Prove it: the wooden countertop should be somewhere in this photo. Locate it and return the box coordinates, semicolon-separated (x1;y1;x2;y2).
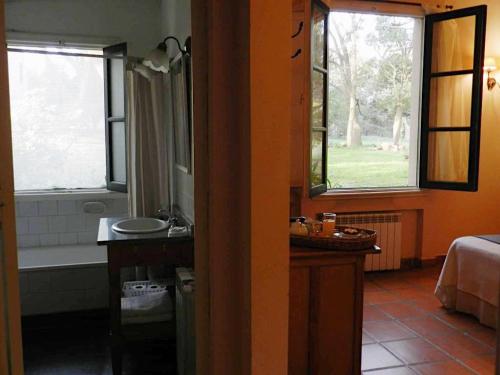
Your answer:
97;217;193;246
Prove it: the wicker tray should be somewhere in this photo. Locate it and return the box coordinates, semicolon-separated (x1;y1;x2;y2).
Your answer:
290;226;377;251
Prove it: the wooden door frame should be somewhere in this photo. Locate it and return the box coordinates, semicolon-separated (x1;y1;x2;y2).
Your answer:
191;0;291;373
0;1;24;374
1;0;292;373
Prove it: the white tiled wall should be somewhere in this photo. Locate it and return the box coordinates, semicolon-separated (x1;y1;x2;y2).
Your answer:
15;192;127;315
19;265;109;315
15;192;128;248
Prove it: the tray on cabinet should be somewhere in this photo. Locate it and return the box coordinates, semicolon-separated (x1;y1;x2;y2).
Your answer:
290;226;377;251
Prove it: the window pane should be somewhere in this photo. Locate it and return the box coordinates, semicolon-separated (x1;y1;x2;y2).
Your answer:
431;16;475;73
312;70;325;128
429;74;472;128
311;131;324;186
427;131;469;182
110;58;125;117
312;7;326;68
111;122;127;183
8;49;106;190
328;12;421;189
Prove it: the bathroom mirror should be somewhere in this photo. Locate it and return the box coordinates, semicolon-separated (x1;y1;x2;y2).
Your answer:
170;50;192;174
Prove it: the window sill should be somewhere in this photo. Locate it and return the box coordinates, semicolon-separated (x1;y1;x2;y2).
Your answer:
14;189;127;202
314;188;426;201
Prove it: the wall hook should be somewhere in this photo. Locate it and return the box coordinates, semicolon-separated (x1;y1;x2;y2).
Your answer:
292;22;304;38
291;48;302;59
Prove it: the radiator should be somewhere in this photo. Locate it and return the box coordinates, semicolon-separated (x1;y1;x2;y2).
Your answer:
336;212;402;271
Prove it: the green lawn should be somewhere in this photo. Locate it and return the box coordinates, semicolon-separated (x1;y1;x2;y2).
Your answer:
327;145;410;189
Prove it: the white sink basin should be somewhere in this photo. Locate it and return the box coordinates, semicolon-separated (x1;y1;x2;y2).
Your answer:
111;217;169;234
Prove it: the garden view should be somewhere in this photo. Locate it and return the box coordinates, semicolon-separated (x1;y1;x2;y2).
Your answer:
325;12;421;189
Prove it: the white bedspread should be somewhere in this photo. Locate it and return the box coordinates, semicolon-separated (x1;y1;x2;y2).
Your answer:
435;236;500;328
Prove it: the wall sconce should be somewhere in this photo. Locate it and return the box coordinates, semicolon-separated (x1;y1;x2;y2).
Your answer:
143;36;191;74
484;56;497;91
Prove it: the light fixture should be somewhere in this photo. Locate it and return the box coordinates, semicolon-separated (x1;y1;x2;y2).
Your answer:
143;36;191;74
484;56;497;91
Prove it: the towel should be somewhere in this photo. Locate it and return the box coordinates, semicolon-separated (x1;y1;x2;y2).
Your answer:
121;290;173;325
168;226;189;237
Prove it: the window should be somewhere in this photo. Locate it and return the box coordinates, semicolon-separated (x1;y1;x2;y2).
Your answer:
309;3;487;195
420;6;486;191
7;44;127;192
328;12;421;190
310;0;329;196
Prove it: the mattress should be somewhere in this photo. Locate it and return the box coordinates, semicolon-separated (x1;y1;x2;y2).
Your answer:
435;236;500;329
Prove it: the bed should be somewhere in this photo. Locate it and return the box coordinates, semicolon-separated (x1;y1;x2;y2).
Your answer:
435;235;500;329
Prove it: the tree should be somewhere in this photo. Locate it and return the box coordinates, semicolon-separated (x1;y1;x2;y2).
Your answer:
367;17;414;147
329;14;363;147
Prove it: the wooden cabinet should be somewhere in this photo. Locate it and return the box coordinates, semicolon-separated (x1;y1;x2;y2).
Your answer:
98;217;194;375
289;246;379;375
106;240;194;375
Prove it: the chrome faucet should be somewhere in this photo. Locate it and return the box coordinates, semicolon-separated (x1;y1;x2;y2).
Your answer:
157;208;170;221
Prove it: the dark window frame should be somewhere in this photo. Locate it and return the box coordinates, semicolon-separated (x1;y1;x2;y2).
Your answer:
103;43;128;193
419;5;487;192
309;0;329;197
309;5;487;196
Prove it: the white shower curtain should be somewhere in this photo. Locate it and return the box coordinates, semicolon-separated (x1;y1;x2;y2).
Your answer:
126;65;170;281
126;66;170;217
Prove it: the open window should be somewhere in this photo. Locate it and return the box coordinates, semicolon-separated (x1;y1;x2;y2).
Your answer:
308;4;487;197
103;43;128;193
310;0;329;197
420;6;486;191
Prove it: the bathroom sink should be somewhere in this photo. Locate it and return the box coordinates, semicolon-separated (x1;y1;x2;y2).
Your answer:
111;217;169;234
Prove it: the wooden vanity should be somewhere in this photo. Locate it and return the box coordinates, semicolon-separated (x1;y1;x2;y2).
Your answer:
97;217;194;375
289;244;380;375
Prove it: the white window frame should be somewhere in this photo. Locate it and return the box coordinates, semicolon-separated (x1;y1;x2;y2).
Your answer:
325;7;425;193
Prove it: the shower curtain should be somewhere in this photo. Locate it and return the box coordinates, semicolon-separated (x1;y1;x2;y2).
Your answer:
126;66;170;217
126;65;170;280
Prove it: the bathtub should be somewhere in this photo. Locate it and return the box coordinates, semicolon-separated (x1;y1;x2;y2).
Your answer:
18;244;109;316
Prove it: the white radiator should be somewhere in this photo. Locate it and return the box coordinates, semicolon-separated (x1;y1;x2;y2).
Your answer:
336;212;402;271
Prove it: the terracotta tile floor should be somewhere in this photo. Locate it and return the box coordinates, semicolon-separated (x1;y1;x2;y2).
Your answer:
362;266;497;374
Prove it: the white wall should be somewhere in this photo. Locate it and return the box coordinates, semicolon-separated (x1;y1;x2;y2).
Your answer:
15;193;128;248
5;0;162;56
161;0;194;222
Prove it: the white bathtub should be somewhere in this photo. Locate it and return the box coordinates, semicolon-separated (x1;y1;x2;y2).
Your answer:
18;244;109;316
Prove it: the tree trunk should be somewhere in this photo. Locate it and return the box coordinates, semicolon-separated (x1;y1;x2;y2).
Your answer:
392;104;403;147
346;95;361;147
346;21;361;148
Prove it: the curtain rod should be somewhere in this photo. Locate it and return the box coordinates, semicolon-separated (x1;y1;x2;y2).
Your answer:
6;47;126;60
6;28;118;47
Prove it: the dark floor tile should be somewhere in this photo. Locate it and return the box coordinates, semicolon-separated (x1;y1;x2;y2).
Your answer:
382;338;449;365
364;321;417;342
22;311;176;375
